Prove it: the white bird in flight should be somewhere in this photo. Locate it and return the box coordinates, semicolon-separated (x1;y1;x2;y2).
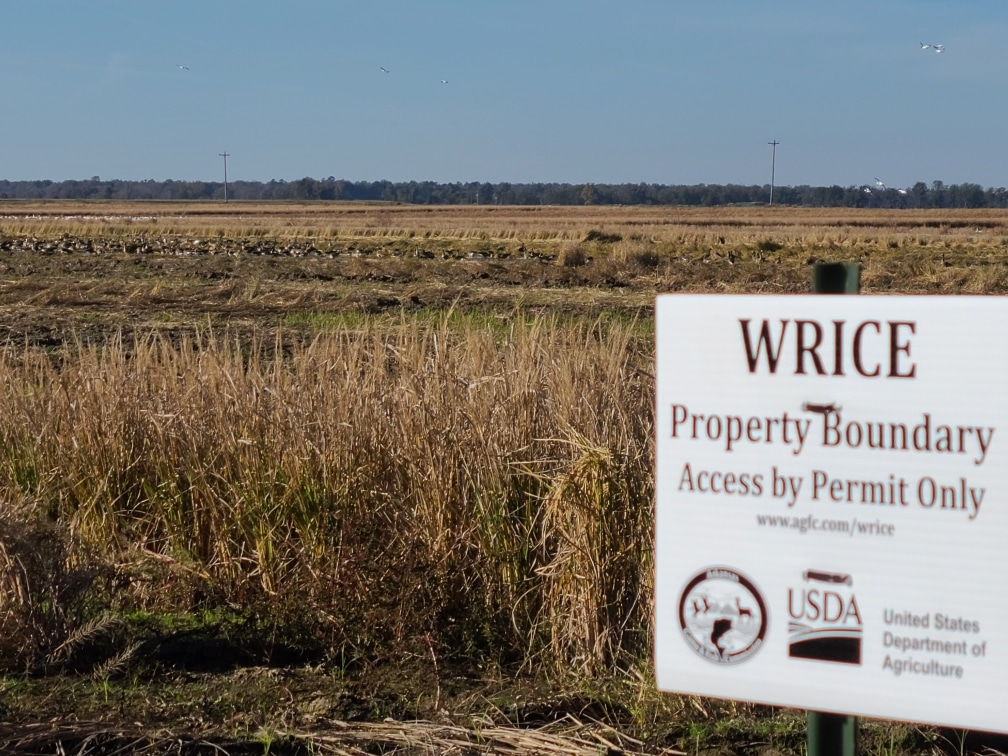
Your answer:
921;42;944;53
874;177;886;190
380;66;390;73
440;79;449;84
177;64;190;71
920;42;930;50
933;44;945;53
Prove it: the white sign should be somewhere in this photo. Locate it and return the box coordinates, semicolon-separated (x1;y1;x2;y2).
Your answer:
654;294;1008;732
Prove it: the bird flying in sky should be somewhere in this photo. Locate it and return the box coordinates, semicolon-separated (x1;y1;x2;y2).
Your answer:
874;177;886;190
176;64;190;71
380;66;390;73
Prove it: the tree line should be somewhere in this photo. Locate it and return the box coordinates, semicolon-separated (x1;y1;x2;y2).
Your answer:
1;177;1006;208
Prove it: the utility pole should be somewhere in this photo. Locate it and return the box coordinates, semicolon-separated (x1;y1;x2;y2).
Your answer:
767;140;779;206
219;151;230;202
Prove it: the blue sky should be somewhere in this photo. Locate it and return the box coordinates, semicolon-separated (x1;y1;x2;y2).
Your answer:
3;1;1007;188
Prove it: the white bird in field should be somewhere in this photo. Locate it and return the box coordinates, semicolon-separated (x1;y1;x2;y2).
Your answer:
380;66;390;73
863;187;872;194
897;188;908;195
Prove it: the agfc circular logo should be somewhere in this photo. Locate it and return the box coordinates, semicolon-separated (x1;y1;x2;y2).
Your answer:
678;567;768;664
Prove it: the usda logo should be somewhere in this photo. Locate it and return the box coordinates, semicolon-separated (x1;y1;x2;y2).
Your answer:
788;569;863;665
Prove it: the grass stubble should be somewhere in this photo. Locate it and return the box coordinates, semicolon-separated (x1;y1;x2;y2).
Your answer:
1;203;1007;754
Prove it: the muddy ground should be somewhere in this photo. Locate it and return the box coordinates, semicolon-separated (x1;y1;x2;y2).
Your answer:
0;233;811;351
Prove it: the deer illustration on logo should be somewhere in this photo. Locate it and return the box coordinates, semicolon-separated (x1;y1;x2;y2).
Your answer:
736;597;753;621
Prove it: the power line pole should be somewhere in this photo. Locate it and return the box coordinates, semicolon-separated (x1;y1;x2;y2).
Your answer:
219;151;230;202
767;140;779;206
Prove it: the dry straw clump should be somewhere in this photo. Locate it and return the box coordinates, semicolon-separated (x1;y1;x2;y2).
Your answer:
611;240;660;270
0;315;654;672
536;439;651;674
555;241;588;267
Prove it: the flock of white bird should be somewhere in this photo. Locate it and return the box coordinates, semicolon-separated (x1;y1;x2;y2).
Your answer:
864;177;908;195
862;42;945;195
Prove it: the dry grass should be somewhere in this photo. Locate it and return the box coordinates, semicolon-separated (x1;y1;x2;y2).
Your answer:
0;316;653;674
0;716;670;755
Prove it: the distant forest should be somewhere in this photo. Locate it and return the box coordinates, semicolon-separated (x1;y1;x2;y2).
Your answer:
2;177;1007;208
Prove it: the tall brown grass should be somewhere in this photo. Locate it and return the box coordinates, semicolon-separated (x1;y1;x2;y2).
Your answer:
0;316;654;674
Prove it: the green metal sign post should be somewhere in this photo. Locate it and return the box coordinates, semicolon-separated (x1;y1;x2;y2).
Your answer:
812;261;860;295
807;261;860;756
